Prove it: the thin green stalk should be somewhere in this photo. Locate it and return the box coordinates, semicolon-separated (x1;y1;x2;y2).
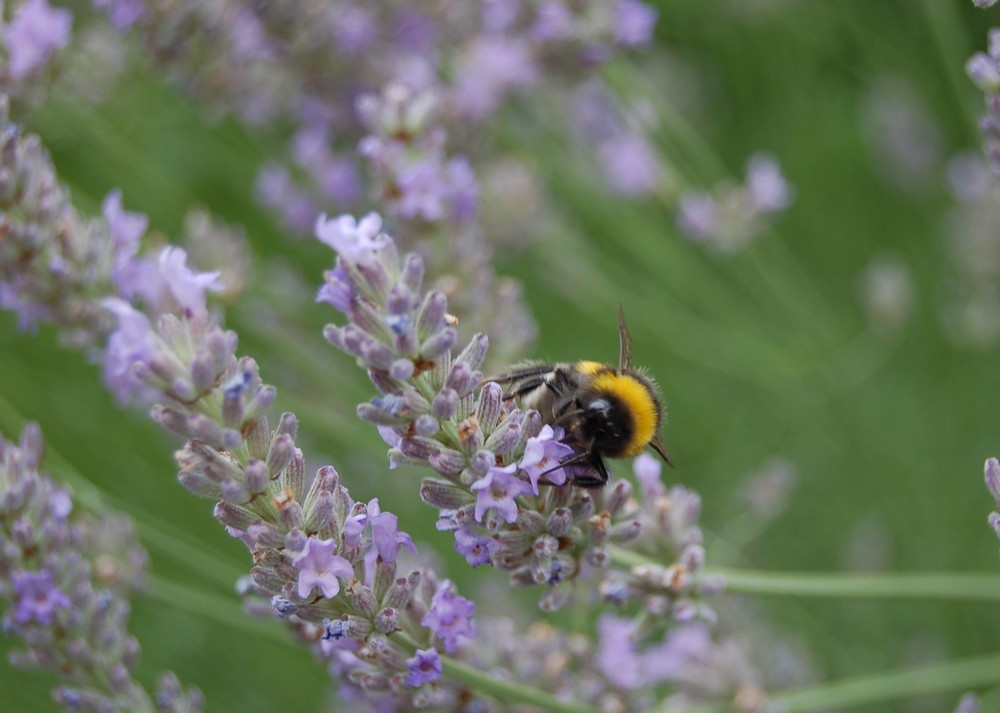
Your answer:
675;651;1000;713
608;546;1000;601
394;633;603;713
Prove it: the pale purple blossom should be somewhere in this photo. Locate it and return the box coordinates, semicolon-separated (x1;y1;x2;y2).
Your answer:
316;264;356;313
154;246;223;315
745;153;794;213
641;624;714;682
533;2;575;41
10;569;71;625
4;0;72;81
519;425;574;492
598;132;661;196
315;212;388;262
676;193;719;239
421;580;476;653
368;500;417;564
615;0;658;47
471;463;533;523
633;452;665;497
91;0;144;30
405;647;442;686
100;297;159;403
452;37;539;120
453;527;492;567
595;614;643;689
292;538;354;599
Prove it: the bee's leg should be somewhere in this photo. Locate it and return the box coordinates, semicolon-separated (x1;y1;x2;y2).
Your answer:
570;456;610;489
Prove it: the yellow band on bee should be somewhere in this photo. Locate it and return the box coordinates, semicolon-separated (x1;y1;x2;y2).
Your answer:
576;360;607;376
590;372;658;456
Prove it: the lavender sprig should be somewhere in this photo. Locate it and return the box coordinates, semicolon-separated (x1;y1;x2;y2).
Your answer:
0;422;203;713
318;211;717;617
968;29;1000;183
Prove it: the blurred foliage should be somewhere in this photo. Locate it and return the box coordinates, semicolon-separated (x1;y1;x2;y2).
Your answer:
4;1;1000;712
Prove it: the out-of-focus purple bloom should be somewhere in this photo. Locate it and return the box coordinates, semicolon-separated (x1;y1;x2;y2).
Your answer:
615;0;658;47
454;526;492;567
453;37;539;120
255;164;320;234
4;0;72;81
533;2;575;41
292;537;354;599
315;212;387;263
471;463;533;523
100;297;159;403
953;693;981;713
986;457;1000;503
421;580;476;653
405;647;442;686
519;425;573;493
154;246;223;315
595;614;643;689
10;569;70;625
102;189;148;262
745;153;793;213
641;623;714;682
676;193;719;239
633;452;665;497
397;159;450;221
598;132;662;196
329;3;379;56
91;0;144;30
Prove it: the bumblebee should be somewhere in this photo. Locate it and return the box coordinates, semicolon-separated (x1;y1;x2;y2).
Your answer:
489;306;672;488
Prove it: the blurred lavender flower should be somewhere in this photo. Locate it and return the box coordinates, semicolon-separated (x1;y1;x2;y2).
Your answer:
0;422;203;713
319;212;716;617
3;0;72;82
968;29;1000;181
974;0;1000;10
676;153;794;252
953;693;981;713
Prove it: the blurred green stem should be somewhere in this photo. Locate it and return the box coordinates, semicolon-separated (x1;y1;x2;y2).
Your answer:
609;546;1000;601
675;651;1000;713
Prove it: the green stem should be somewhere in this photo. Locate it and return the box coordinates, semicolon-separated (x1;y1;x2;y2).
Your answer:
608;547;1000;601
677;651;1000;713
394;633;603;713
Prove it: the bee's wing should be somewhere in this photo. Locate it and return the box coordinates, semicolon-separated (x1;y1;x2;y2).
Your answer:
617;304;633;372
484;362;555;401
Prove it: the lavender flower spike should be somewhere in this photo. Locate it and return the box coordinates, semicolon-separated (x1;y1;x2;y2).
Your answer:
0;423;202;713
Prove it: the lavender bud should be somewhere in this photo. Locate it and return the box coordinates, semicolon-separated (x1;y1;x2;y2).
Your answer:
539;582;573;612
372;558;396;603
283;450;306;499
604;480;633;516
244;460;270;495
399;436;440;462
454;333;489;373
458;415;484;451
346;580;378;618
516;509;546;534
278;500;304;529
431;389;459;420
220;478;249;503
476;382;504;432
571;492;594;521
445;362;476;396
470;450;496;475
609;520;642;543
484;510;507;532
12;518;34;549
419;327;457;359
213;501;260;531
271;596;298;618
266;433;296;476
586;547;610;568
383;577;413;610
401;253;424;295
420;478;475;509
415;290;447;340
547;508;574;537
427;448;467;477
484;417;521;455
387;285;415;315
532;534;559;558
414;415;439;436
390;358;415;380
243;385;277;424
374;607;399;633
178;472;221;499
358;401;410;426
521;409;542;440
304;491;335;533
245;417;271;461
247;523;285;549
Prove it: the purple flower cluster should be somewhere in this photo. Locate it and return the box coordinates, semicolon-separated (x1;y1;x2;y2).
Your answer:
984;458;1000;537
0;423;203;713
319;212;716;616
676;153;794;252
967;28;1000;183
2;0;72;82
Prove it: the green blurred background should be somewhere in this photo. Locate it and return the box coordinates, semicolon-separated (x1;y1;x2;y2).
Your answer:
4;1;1000;711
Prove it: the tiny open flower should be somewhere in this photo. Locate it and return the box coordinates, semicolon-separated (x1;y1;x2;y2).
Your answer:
471;463;533;523
292;538;354;599
745;153;794;213
100;298;160;403
368;501;417;564
315;212;387;262
454;527;492;567
155;246;223;316
421;580;476;653
406;647;442;686
10;569;70;625
519;425;574;493
4;0;73;81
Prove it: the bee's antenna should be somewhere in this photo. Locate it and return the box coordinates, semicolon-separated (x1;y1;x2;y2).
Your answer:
617;303;633;373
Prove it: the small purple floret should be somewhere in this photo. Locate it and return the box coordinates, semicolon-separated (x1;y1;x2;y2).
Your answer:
292;538;354;599
470;463;533;523
519;425;574;493
420;580;476;653
11;569;71;625
406;647;442;686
